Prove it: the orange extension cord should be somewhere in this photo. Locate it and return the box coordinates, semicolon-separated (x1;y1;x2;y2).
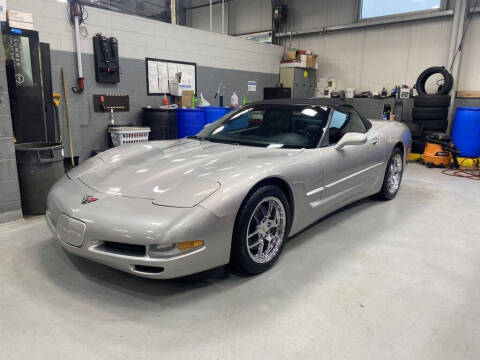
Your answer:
441;159;480;180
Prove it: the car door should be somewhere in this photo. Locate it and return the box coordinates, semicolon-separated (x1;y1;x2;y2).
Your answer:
319;106;384;211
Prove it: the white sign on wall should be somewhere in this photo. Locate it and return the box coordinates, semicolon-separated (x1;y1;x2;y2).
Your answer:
248;80;257;92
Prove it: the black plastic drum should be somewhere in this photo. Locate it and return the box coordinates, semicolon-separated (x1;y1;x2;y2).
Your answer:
142;107;177;140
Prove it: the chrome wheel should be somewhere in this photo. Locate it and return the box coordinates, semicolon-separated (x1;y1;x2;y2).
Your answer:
387;153;402;194
246;196;286;264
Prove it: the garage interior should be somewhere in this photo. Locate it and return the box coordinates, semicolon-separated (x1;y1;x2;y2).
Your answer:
1;0;480;359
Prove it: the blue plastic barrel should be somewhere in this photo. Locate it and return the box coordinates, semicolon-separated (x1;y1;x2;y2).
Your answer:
176;108;205;138
202;106;229;124
451;107;480;158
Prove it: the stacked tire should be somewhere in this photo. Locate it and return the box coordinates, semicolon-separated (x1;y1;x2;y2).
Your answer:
410;66;453;153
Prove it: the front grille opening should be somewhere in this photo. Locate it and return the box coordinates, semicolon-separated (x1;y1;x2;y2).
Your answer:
133;265;164;274
102;241;146;257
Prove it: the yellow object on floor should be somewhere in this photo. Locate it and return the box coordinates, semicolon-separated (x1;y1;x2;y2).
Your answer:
409;153;480;167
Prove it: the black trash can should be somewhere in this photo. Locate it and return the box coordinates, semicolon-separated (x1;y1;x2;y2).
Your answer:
142;107;177;140
15;142;65;215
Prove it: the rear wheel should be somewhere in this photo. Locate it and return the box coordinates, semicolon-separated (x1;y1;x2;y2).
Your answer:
230;185;290;275
377;148;404;200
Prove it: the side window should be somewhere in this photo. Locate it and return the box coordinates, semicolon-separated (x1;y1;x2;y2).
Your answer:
328;108;367;144
343;110;367;134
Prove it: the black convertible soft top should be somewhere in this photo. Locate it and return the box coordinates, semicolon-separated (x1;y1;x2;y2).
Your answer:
249;99;372;130
251;98;349;107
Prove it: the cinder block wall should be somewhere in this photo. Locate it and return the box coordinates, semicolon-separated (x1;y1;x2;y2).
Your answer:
0;28;22;224
9;0;284;162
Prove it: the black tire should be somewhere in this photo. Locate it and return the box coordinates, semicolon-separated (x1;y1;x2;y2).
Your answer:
421;130;450;143
404;122;424;137
416;119;448;131
230;185;291;275
411;140;426;154
414;95;451;108
412;107;448;120
415;66;453;96
377;147;404;200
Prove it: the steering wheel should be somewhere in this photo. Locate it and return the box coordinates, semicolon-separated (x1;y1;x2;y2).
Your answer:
295;129;315;143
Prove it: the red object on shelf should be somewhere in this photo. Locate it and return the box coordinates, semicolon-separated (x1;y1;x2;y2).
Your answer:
163;93;169;106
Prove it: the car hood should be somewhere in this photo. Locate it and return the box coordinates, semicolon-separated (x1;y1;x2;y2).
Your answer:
69;139;302;207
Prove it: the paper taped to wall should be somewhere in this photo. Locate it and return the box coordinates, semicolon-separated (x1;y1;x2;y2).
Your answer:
248;80;257;92
147;58;196;95
147;60;159;93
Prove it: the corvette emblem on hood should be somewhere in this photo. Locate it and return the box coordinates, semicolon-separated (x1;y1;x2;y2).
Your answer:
81;195;98;205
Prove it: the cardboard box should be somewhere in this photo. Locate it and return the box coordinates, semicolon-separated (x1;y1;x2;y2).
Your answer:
306;55;318;69
8;20;34;30
169;82;182;97
283;49;299;61
282;53;317;69
7;10;33;23
299;54;307;68
174;90;195;108
456;91;480;98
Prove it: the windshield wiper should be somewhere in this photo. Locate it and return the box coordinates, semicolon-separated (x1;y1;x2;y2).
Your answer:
187;135;207;141
204;138;241;146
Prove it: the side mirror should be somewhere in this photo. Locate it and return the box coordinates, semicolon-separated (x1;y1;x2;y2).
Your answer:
335;132;367;150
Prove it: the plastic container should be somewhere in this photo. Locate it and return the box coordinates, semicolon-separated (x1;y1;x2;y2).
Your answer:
202;106;229;124
15;142;65;215
219;107;247;131
142;107;177;140
176;108;205;138
108;127;151;146
451;107;480;158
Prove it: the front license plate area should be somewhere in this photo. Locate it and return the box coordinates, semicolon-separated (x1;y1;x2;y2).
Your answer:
56;214;86;247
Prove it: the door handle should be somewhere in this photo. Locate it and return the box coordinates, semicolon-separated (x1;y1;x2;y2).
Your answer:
371;138;380;145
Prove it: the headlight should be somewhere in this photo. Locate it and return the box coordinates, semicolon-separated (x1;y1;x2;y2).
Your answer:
148;240;204;258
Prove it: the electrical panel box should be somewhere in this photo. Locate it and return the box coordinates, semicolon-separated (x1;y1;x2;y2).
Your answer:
93;34;120;84
280;68;316;99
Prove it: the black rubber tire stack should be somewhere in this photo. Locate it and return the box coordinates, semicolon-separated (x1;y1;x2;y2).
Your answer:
410;67;453;154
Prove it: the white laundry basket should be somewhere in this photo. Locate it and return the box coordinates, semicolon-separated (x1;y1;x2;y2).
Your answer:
108;127;151;147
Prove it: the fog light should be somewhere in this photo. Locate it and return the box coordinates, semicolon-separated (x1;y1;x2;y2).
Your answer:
177;240;204;251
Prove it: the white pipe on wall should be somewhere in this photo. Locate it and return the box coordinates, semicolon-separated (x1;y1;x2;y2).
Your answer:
447;0;468;132
447;0;462;69
74;15;83;79
222;0;225;34
171;0;176;25
210;0;213;32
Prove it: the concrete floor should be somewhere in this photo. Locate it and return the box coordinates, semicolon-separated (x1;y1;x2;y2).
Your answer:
1;163;479;359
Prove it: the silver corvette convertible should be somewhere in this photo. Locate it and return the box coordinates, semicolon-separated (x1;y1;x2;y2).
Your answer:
46;100;411;279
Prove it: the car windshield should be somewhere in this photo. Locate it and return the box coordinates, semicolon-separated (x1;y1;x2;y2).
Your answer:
196;104;331;149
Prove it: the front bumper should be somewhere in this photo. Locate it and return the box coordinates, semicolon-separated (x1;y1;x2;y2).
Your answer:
46;176;234;279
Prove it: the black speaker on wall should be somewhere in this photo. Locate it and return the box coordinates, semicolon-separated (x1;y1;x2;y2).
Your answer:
93;33;120;84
